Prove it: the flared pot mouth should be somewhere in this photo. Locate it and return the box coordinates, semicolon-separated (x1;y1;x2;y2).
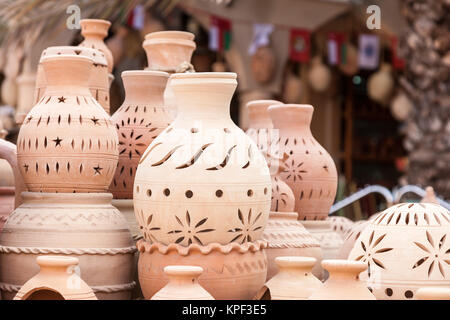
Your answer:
322;259;367;274
37;256;79;268
246;100;282;110
275;256;317;269
40;46;107;66
268;104;313;112
145;30;195;41
20;191;113;204
41;54;93;65
121;70;169;79
164;265;203;277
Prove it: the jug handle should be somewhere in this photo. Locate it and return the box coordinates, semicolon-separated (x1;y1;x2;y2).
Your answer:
0;139;25;208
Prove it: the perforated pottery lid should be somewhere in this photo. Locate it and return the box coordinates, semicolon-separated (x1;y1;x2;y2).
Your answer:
40;46;107;67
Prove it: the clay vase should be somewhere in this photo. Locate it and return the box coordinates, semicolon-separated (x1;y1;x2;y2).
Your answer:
35;46;110;114
262;212;323;280
79;19;114;73
268;104;338;220
308;260;376;300
110;71;171;199
0;192;135;300
328;216;355;239
133;73;271;246
14;256;97;300
349;203;450;300
143;31;196;117
257;257;322;300
338;220;369;259
416;287;450;300
17;55;118;193
151;266;214;300
137;240;268;300
15;65;36;125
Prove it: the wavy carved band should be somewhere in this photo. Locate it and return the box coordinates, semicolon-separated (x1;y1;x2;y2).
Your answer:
0;281;136;293
0;245;137;255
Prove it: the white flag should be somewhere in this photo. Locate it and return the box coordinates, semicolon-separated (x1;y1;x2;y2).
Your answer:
358;34;379;70
209;25;219;51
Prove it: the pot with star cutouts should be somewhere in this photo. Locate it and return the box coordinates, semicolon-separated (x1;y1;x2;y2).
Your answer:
348;203;450;300
267;104;338;221
34;46;110;114
133;73;271;246
17;55;118;193
79;19;114;73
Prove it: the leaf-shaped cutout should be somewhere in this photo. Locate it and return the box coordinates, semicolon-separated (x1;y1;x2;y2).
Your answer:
149;227;160;231
414;241;430;253
426;231;434;247
193;236;203;246
175;215;184;227
361;241;367;252
151;145;183;166
439;234;446;249
238;209;244;225
195;218;207;228
175;237;185;244
253;211;263;224
438;261;445;278
167;230;182;234
354;255;364;261
247;208;252;224
186;211;191;227
228;228;242;232
428;260;435;277
375;248;393;254
373;233;387;247
146;214;153;226
412;257;428;269
206;145;237;170
252;226;262;231
230;234;243;243
368;231;375;246
176;144;212;169
372;258;385;269
139;142;162;164
197;228;215;233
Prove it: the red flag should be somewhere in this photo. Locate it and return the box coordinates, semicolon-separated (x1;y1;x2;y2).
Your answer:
327;32;346;65
209;16;232;51
391;36;405;70
290;29;310;62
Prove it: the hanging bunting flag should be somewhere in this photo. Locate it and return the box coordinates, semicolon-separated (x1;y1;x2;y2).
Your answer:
248;23;274;55
126;4;145;30
327;32;345;65
358;34;380;70
289;29;310;62
209;16;232;52
391;36;405;70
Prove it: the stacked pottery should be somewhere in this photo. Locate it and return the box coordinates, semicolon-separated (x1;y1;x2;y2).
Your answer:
35;46;110;115
268;104;342;270
142;31;196;117
0;55;135;300
246;100;323;280
14;256;97;300
349;203;450;300
134;73;271;299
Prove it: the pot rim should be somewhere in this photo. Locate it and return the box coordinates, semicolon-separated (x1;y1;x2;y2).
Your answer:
144;30;195;41
121;70;169;78
37;255;79;268
246;100;282;109
171;72;237;80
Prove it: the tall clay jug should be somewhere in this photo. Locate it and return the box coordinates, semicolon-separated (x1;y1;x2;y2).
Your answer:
79;19;114;73
16;55;118;193
268;104;338;220
133;72;271;246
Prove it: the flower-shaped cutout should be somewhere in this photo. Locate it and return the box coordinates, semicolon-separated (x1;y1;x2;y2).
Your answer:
137;210;161;243
167;211;215;246
412;231;450;278
282;158;307;182
228;209;263;244
118;129;146;159
354;231;393;277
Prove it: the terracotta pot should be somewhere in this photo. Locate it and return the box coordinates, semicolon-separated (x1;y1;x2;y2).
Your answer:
137;240;267;300
309;260;376;300
151;266;214;300
17;55;118;193
0;192;135;300
282;73;303;104
35;46;110;114
79;19;114;73
15;69;36;125
257;256;322;300
14;256;97;300
349;203;450;300
328;216;355;239
110;71;171;199
143;31;196;118
0;187;14;232
268;104;338;220
338;220;369;259
133;73;271;246
416;287;450;300
262;211;323;280
421;186;439;204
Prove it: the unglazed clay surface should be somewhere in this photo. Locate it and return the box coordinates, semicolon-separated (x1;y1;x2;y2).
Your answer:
133;73;271;246
17;55;118;193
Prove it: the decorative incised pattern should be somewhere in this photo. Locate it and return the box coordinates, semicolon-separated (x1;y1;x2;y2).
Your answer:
0;245;137;255
17;94;118;193
227;209;263;244
412;232;449;278
353;231;393;277
0;282;136;294
110;104;172;199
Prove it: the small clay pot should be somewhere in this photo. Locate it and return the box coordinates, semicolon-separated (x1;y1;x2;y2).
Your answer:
258;256;322;300
14;256;97;300
151;266;214;300
308;260;376;300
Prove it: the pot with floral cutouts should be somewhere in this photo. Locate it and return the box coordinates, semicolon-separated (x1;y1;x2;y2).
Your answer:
349;203;450;300
134;72;271;299
17;55;118;193
328;216;354;239
34;46;110;114
143;31;196;117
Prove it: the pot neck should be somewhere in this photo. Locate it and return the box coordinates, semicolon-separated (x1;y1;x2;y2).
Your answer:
323;260;366;281
122;71;168;105
268;104;314;135
275;257;316;275
41;56;92;96
247;100;281;129
164;266;202;286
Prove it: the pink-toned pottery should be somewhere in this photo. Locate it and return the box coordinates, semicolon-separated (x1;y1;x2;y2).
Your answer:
268;104;338;220
308;260;376;300
328;216;355;239
151;266;214;300
79;19;114;73
349;203;450;300
416;287;450;300
338;220;369;259
14;256;97;300
137;240;268;300
110;70;171;199
421;186;439;204
17;55;118;193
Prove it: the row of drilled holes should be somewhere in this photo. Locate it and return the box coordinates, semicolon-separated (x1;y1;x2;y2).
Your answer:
136;186;269;199
18;137;117;151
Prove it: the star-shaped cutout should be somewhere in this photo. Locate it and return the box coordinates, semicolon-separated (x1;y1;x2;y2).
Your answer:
53;137;63;147
58;96;66;103
23;164;29;172
91;117;99;125
93;165;103;175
